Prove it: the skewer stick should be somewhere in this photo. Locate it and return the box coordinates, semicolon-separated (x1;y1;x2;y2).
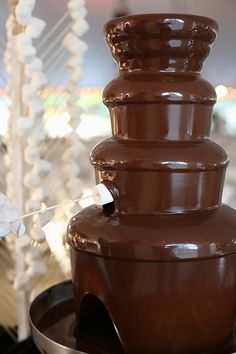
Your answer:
37;12;69;51
41;23;70;61
19;195;92;220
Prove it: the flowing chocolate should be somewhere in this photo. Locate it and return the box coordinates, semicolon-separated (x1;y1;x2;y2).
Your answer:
67;14;236;353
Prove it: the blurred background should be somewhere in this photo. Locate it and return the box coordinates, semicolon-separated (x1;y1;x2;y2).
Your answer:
1;0;236;344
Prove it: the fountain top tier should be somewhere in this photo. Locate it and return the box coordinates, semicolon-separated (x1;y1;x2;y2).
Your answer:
105;13;218;73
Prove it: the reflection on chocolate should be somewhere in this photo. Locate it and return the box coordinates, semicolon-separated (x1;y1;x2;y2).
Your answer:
67;14;236;353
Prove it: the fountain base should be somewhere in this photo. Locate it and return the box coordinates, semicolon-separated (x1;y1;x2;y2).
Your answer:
29;281;236;354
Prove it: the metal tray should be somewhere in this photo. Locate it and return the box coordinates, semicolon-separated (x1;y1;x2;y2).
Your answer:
30;280;236;354
30;280;86;354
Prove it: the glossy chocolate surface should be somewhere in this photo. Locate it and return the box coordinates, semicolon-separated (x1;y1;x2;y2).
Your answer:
67;14;236;353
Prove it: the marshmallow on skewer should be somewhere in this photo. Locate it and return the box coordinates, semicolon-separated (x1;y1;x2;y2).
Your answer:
27;130;46;146
72;20;89;37
63;163;81;176
31;228;46;243
22;85;37;102
29;98;44;114
17;235;31;251
13;273;31;291
25;57;43;76
32;186;50;202
68;0;85;11
25;200;42;213
16;116;34;137
25;146;41;164
33;159;52;174
15;4;32;26
70;7;88;21
26;260;47;277
25;247;41;264
26;17;46;38
63;32;88;54
19;0;36;14
31;72;47;90
66;177;82;191
23;172;41;188
18;45;36;64
17;32;32;47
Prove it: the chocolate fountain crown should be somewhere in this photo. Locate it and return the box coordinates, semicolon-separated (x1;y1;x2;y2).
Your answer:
105;14;218;72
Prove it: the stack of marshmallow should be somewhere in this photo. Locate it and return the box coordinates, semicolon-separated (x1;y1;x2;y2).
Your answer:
62;0;89;202
4;0;52;292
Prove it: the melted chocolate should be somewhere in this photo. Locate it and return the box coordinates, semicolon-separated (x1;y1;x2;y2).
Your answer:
67;14;236;353
34;294;236;354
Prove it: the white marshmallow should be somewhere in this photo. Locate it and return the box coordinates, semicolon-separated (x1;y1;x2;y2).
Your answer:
32;186;49;201
92;183;114;206
15;3;32;26
66;56;83;69
26;17;46;38
66;177;82;191
26;260;47;277
31;228;46;243
25;199;42;212
25;247;41;264
33;159;52;174
29;98;44;114
18;45;36;64
71;7;88;20
16;116;34;137
13;273;31;291
25;146;40;164
27;130;45;145
19;0;36;13
72;19;89;37
17;33;32;48
63;32;88;54
68;0;85;10
31;72;47;90
64;163;80;176
23;172;41;188
17;234;31;250
25;58;43;76
71;68;83;82
22;85;37;103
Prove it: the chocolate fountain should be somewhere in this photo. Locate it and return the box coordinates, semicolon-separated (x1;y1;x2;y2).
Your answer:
30;14;236;354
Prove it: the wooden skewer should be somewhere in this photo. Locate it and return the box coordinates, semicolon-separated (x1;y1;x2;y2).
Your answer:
8;0;24;35
37;11;69;51
44;46;67;73
19;195;92;220
41;23;70;61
